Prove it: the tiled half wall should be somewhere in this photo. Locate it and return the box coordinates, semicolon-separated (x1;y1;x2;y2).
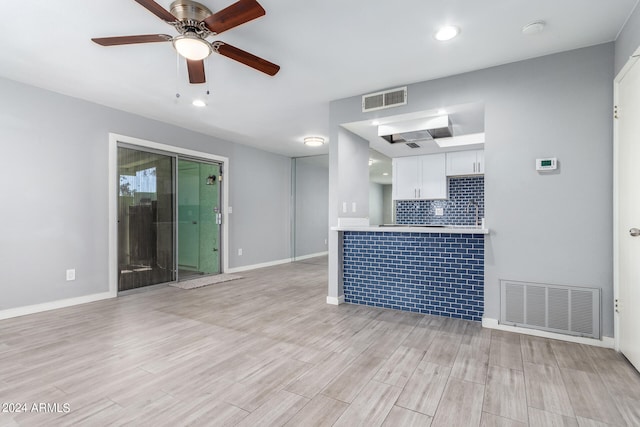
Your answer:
342;231;485;321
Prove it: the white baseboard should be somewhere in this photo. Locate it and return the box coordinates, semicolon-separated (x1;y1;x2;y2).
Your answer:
294;251;328;261
0;291;116;321
326;295;345;305
226;257;293;274
482;317;614;349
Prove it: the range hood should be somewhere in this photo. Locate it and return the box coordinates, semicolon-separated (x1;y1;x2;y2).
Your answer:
378;115;452;143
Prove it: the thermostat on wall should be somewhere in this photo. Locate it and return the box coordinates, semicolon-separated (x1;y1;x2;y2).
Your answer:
536;157;557;171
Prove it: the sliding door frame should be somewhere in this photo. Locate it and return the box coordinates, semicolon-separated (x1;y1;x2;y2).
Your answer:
108;133;230;295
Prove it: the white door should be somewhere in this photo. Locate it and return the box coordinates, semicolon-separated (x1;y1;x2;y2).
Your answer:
617;54;640;371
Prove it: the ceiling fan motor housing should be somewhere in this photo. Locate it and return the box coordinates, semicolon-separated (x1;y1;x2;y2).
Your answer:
170;0;212;22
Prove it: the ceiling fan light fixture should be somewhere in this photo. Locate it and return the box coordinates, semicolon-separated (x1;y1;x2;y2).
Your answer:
303;136;325;147
173;33;212;60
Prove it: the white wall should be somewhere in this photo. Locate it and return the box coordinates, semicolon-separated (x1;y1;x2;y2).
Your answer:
369;183;384;226
382;185;393;224
0;77;291;311
294;156;329;257
329;43;616;336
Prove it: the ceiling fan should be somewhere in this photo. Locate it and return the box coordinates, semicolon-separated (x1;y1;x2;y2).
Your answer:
92;0;280;84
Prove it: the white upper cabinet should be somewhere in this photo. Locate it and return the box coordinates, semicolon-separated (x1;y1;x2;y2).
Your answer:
446;149;484;176
392;154;447;200
393;156;421;200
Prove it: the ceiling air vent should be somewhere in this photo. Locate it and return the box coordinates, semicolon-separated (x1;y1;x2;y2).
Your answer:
362;87;407;112
406;142;421;148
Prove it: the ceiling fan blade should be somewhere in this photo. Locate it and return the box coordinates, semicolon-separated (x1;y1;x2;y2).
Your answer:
187;59;206;84
204;0;265;34
214;42;280;76
134;0;177;23
92;34;173;46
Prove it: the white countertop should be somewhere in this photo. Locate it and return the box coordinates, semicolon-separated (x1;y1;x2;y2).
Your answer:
331;225;489;234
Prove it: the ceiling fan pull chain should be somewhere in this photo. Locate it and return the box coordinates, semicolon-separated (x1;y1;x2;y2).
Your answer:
175;51;181;100
206;56;211;96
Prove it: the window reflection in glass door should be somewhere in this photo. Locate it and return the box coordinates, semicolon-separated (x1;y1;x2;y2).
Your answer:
117;147;175;291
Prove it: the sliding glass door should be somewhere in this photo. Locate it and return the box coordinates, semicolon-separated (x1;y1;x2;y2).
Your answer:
117;147;175;291
178;159;221;279
117;146;222;291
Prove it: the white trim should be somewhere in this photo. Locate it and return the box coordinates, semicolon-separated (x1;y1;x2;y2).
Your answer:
108;133;230;294
0;292;116;321
326;295;345;305
482;317;614;349
226;257;292;274
294;251;328;261
612;47;640;352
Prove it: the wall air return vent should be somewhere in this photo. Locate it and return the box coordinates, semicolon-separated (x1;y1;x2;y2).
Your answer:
362;87;407;112
500;280;600;339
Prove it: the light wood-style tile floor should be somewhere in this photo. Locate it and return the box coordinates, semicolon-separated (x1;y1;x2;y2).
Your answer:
1;256;640;426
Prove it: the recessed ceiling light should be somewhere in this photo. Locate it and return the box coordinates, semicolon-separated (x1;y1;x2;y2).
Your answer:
192;99;206;107
303;136;325;147
437;109;447;115
369;159;374;166
522;20;546;35
382;172;389;176
434;26;460;41
372;120;380;126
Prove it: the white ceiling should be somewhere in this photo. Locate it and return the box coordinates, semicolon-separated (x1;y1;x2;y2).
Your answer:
0;0;636;158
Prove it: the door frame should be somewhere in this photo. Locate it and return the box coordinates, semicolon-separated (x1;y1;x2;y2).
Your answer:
108;133;230;295
613;45;640;352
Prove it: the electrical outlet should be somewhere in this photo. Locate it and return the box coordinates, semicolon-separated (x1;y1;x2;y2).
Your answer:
66;269;76;281
352;202;357;213
342;202;347;213
324;239;328;245
238;248;243;256
435;207;444;216
228;206;233;213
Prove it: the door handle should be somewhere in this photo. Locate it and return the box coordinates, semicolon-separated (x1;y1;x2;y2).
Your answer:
630;228;640;237
473;162;476;173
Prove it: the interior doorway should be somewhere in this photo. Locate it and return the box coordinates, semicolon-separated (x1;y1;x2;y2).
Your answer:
115;142;224;292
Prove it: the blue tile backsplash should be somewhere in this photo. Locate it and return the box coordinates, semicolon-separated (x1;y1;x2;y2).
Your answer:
343;231;485;321
396;176;484;225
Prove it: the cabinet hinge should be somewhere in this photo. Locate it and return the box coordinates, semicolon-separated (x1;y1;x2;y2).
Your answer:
614;105;619;120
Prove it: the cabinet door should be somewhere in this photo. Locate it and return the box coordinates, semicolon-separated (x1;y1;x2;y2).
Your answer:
476;150;485;174
446;150;484;176
393;157;420;200
419;154;447;199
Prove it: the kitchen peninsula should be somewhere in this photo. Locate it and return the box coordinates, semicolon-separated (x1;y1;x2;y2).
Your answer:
332;225;488;321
